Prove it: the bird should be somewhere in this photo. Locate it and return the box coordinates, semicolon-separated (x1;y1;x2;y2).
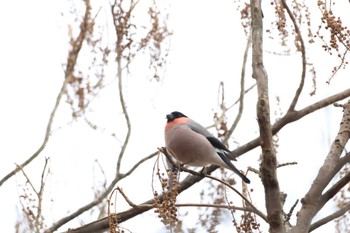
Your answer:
164;111;250;184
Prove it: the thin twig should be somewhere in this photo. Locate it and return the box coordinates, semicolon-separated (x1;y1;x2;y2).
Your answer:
231;84;257;107
46;1;163;230
16;164;37;193
285;199;299;222
281;0;307;111
121;151;158;178
37;158;50;231
176;203;266;221
277;162;298;168
0;78;67;188
207;84;256;131
0;0;91;188
116;187;138;208
328;49;348;82
115;61;131;176
224;28;252;144
17;158;50;232
112;0;132;177
45;150;156;232
107;187;120;232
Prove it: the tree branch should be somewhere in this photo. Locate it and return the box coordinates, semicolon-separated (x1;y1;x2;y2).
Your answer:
228;88;350;160
62;165;219;233
0;0;92;188
120;151;158;178
224;29;252;144
36;158;50;231
45;151;156;233
46;1;166;231
111;1;133;176
319;172;350;209
291;100;350;233
160;147;267;223
337;151;350;169
281;0;307;111
176;203;266;221
63;89;350;233
45;176;120;233
309;202;350;232
64;162;267;233
251;1;284;232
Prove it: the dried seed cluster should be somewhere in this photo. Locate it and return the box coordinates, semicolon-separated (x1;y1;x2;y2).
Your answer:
153;170;181;230
317;0;350;79
234;212;261;233
318;1;350;51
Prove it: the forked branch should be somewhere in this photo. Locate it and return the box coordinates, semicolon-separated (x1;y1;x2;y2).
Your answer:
291;100;350;233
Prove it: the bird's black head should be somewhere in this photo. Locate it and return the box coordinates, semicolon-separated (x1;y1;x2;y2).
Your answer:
166;111;187;123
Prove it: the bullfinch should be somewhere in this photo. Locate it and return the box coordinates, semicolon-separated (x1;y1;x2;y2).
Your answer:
164;111;250;184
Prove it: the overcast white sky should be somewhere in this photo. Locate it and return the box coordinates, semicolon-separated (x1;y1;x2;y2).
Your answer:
0;0;349;232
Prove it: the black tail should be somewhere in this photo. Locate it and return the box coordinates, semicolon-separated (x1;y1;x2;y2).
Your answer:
217;152;250;184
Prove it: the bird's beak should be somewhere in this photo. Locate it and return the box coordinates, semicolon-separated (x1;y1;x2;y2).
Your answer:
166;113;174;122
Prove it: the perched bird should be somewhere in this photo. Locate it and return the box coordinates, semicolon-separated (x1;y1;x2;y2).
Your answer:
164;111;250;184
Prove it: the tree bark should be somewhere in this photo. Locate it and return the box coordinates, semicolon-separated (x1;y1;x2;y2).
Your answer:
251;1;284;232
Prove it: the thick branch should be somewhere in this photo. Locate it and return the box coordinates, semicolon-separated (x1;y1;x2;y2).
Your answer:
319;172;350;209
64;89;350;233
228;88;350;160
291;100;350;233
309;202;350;232
63;166;217;233
62;92;350;233
251;1;284;232
160;147;267;222
45;175;120;233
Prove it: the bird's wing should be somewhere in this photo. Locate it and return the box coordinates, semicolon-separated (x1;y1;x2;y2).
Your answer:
187;120;237;161
217;152;250;183
206;136;237;161
187;120;212;137
186;119;249;183
205;136;230;152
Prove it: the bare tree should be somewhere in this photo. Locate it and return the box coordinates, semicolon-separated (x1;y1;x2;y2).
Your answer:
2;0;350;233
